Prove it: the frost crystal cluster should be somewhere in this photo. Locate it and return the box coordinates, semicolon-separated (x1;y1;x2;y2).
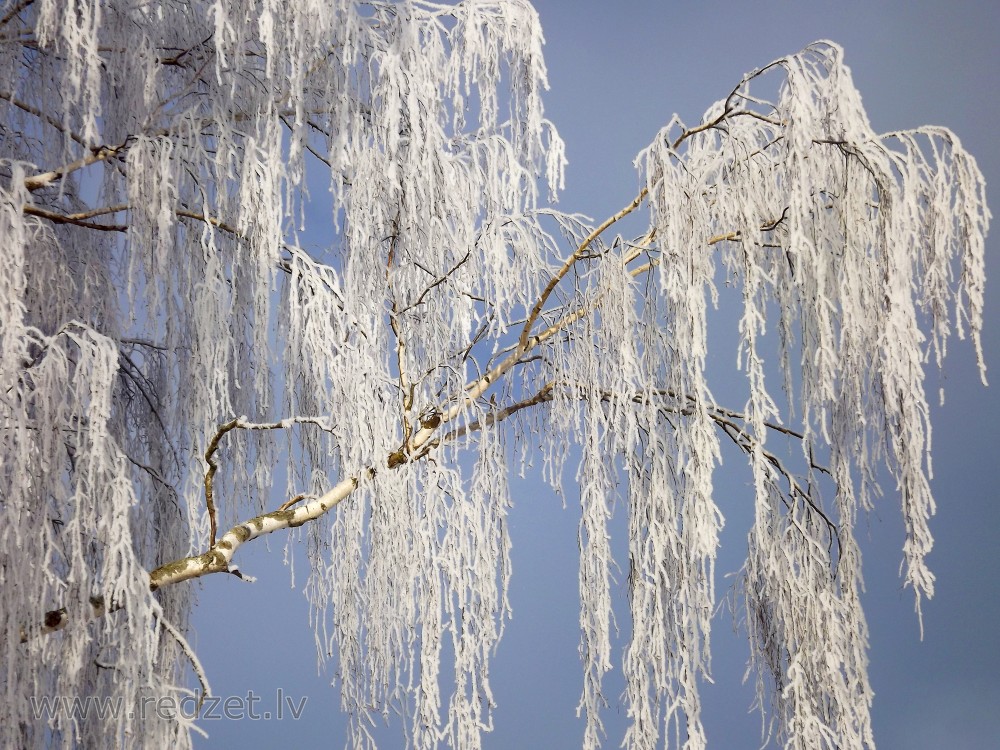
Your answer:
0;1;988;749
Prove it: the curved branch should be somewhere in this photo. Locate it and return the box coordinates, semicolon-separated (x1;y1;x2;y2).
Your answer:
159;615;211;716
201;416;336;547
203;419;241;548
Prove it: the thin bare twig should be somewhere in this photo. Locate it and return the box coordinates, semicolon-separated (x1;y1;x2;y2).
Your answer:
400;248;473;314
711;413;840;555
0;88;88;146
385;221;415;459
0;0;34;30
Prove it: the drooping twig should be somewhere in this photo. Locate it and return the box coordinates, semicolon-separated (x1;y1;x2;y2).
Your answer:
434;379;839;556
159;615;212;717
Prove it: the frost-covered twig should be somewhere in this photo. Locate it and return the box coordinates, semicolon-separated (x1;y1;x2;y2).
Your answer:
437;378;839;553
710;412;840;554
159;615;212;715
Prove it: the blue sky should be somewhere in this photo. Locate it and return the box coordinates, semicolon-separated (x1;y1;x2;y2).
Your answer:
192;2;1000;747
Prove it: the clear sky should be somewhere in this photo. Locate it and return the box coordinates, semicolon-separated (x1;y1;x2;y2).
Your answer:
192;2;1000;747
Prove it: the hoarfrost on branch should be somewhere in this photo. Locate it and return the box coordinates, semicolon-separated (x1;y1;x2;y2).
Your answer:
0;1;988;749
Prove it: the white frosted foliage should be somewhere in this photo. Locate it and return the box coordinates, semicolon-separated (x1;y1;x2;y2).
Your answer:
0;3;988;750
630;41;987;749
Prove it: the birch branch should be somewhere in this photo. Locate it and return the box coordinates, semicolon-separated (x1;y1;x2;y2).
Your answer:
149;474;363;590
517;188;648;353
24;144;125;192
1;87;88;146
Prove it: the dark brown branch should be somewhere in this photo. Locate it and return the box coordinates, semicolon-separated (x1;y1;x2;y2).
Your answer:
21;198;270;240
174;207;240;235
23;204;128;232
157;34;213;68
203;419;241;547
440;382;556;442
123;452;176;499
280;114;332;167
671;109;781;151
401;248;473;314
711;413;840;555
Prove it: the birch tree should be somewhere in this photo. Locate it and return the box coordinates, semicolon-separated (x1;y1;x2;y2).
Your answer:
0;1;989;748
